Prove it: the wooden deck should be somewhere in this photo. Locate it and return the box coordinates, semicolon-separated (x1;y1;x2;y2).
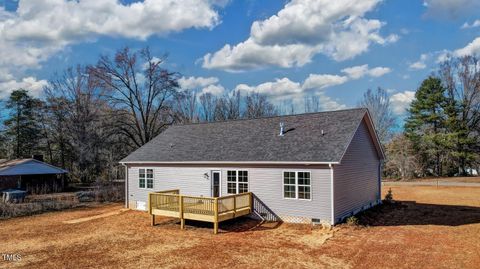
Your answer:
148;189;253;234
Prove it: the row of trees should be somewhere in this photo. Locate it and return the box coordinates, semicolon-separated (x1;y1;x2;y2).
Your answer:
1;47;478;182
385;56;480;179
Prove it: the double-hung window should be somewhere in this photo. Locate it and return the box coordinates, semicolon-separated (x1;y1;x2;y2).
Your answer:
227;170;249;194
283;171;311;200
139;169;154;189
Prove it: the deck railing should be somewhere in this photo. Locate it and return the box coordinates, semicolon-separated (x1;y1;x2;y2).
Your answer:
148;190;252;234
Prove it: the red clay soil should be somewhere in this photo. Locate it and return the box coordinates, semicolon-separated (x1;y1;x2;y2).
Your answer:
1;186;479;269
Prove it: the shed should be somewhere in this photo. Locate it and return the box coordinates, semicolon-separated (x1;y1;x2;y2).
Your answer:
0;158;68;194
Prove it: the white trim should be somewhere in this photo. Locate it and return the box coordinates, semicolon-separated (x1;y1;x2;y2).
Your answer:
120;161;338;165
337;110;385;164
211;170;222;197
123;164;128;208
282;170;312;201
226;169;249;195
329;163;335;225
138;168;154;190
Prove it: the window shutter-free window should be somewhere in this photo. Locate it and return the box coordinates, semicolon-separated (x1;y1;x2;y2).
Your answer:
227;170;248;194
283;171;311;200
139;168;153;189
238;171;248;193
139;169;146;188
227;171;237;194
146;169;154;188
283;172;296;198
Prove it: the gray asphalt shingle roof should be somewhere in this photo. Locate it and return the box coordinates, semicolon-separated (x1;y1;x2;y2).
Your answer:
121;108;370;163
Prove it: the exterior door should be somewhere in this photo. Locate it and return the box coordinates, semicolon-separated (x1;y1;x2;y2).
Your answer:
212;171;221;197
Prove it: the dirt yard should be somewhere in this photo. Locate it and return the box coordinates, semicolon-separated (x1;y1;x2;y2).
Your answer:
1;186;480;269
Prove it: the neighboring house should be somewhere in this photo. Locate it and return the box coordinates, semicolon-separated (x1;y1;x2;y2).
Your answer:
120;108;385;225
0;157;68;194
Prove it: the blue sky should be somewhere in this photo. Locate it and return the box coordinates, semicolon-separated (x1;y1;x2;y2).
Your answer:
1;0;480;116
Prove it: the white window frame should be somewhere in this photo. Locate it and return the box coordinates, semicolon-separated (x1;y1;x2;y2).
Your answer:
226;170;249;194
282;171;312;201
139;168;154;189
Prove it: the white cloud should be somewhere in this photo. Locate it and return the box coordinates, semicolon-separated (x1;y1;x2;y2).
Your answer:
390;90;415;115
423;0;480;19
0;0;222;98
454;37;480;57
178;76;220;89
302;74;348;90
0;73;48;99
436;37;480;63
235;78;303;97
3;1;220;42
235;77;346;111
409;54;428;70
201;84;225;95
203;0;397;71
178;76;225;96
233;64;390;111
234;64;390;99
341;64;391;79
461;20;480;29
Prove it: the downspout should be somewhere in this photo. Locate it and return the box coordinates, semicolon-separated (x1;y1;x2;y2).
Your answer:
123;164;128;208
329;163;334;225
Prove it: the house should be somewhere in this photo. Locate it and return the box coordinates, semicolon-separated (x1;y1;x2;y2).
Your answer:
0;157;68;194
120;108;384;225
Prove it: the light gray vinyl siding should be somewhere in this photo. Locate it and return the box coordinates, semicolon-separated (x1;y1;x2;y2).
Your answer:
333;118;381;223
127;166;212;208
127;164;332;223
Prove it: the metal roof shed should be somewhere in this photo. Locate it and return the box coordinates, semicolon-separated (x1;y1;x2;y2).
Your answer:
0;159;68;193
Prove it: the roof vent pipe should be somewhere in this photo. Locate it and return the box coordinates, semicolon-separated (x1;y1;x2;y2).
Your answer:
279;122;285;136
321;130;325;136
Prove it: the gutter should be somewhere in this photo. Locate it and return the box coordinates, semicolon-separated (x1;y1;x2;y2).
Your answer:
123;164;128;209
119;161;340;165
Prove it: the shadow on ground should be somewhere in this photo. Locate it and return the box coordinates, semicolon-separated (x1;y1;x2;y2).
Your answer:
155;216;283;233
356;201;480;226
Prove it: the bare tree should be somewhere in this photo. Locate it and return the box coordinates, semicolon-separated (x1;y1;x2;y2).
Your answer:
384;134;422;180
214;91;241;121
244;92;277;119
199;93;217;122
304;95;321;113
358;87;396;144
89;47;180;148
174;89;199;124
45;66;108;182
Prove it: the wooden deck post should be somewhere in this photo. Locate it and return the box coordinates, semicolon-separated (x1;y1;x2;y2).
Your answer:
214;198;219;234
249;193;253;212
233;195;237;218
179;195;185;230
148;192;155;226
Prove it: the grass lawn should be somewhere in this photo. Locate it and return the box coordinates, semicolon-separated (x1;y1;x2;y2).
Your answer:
1;186;480;268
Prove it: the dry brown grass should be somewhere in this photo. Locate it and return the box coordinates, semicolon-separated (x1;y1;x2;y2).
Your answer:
1;186;480;269
385;176;480;183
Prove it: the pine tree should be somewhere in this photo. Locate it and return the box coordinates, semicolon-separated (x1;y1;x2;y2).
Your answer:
405;77;448;176
3;89;43;158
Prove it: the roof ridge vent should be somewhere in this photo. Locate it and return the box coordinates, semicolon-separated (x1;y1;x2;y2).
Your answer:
279;122;285;136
